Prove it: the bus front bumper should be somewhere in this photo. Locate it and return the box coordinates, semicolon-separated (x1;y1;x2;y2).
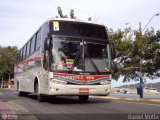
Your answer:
48;84;111;96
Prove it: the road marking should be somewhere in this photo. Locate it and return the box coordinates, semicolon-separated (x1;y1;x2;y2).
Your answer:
114;100;160;107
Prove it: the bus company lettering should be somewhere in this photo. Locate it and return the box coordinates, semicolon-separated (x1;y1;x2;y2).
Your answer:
65;75;95;80
53;73;109;81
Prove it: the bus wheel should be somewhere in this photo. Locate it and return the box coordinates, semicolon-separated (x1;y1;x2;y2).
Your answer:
18;91;28;96
37;95;44;102
78;95;89;102
35;82;44;102
18;91;23;96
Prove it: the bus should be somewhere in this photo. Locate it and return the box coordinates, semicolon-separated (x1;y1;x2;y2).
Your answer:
14;18;112;102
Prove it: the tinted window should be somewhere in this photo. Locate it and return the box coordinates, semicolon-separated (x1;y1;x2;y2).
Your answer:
16;52;20;64
20;50;23;62
42;23;49;51
30;36;36;54
26;41;30;57
36;29;41;50
50;21;107;40
23;46;26;59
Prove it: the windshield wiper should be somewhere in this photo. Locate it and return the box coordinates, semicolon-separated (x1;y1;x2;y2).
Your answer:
90;58;100;74
85;50;100;74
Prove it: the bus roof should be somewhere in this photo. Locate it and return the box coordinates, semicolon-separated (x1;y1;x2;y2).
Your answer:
47;18;105;26
16;18;107;54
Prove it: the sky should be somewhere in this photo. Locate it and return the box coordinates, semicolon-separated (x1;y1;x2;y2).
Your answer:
0;0;160;87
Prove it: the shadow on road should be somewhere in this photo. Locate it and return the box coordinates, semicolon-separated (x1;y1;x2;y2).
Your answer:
0;89;111;104
23;94;111;104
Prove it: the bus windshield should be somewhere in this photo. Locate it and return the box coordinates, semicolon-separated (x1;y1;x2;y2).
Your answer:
51;37;110;73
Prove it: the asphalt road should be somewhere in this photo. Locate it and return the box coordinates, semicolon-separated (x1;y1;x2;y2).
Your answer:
0;88;160;120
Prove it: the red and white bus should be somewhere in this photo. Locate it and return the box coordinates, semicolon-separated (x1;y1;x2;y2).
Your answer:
14;18;112;102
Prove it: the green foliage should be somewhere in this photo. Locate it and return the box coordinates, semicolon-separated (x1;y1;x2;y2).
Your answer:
0;46;18;80
109;27;160;82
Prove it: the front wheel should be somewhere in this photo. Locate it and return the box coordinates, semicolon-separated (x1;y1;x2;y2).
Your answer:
35;82;44;102
18;91;24;96
78;95;89;102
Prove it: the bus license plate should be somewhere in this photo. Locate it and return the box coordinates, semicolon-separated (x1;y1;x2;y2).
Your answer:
79;88;89;93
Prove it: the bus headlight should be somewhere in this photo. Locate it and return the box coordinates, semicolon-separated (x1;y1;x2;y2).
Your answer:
50;79;67;84
100;80;111;85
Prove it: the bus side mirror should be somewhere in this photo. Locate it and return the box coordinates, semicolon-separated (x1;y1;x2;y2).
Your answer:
44;38;50;50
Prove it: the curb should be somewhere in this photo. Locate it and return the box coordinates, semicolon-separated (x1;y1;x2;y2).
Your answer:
100;96;160;102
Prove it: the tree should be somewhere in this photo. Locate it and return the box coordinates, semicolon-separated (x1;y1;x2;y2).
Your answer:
0;46;18;81
109;27;160;82
108;28;126;80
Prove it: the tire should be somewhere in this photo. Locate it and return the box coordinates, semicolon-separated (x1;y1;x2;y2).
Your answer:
35;82;44;102
37;94;44;102
78;95;89;102
18;91;23;96
18;91;28;96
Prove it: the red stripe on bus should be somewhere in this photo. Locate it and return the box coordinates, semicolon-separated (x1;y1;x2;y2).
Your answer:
53;73;110;81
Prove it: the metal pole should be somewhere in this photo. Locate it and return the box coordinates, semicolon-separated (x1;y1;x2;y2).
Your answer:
139;22;143;98
142;13;160;33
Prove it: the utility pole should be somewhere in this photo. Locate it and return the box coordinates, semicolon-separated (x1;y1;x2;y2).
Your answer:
139;22;144;98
